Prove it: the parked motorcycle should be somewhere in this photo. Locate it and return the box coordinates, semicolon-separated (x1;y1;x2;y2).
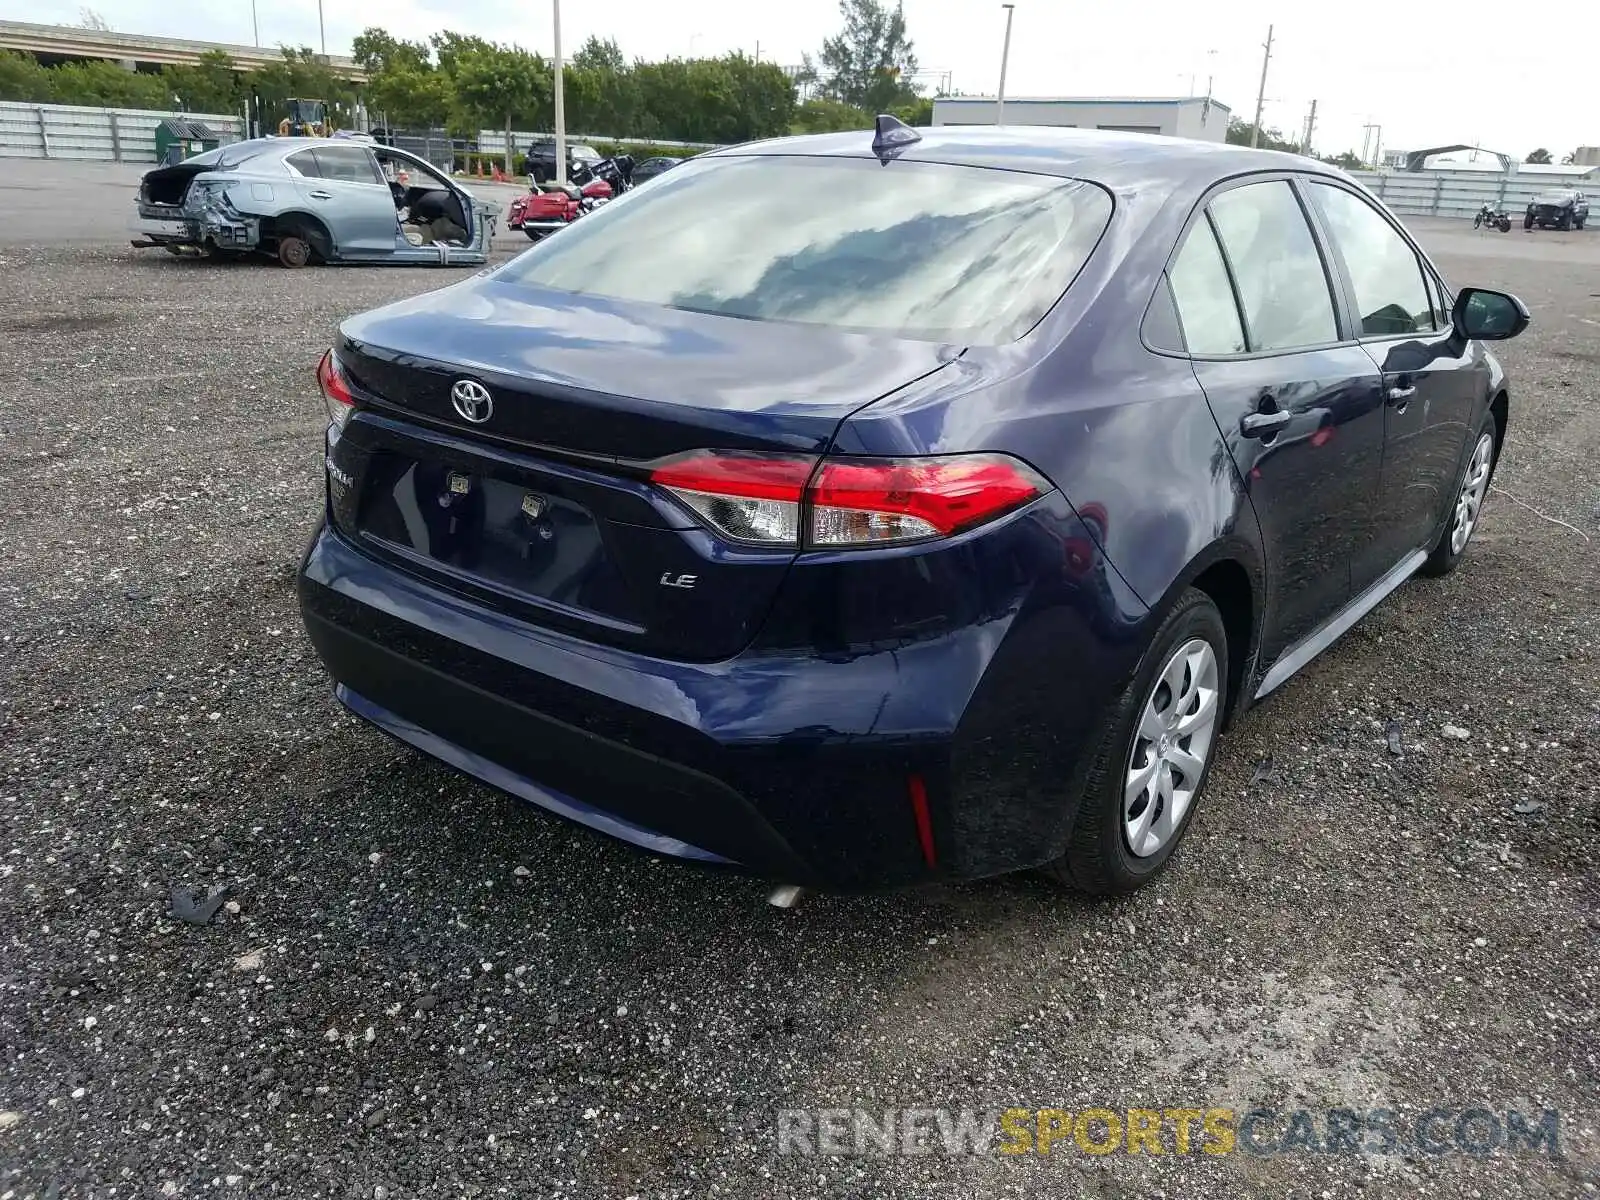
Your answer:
1472;204;1512;233
507;155;636;241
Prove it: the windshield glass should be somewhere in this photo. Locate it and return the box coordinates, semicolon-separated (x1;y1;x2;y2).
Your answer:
496;154;1112;343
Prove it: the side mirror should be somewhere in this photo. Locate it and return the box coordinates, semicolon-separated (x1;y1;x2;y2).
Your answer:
1452;287;1530;341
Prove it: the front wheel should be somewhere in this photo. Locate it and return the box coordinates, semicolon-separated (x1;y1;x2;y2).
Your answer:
1524;213;1535;230
1473;213;1484;229
1420;416;1497;577
1042;588;1228;894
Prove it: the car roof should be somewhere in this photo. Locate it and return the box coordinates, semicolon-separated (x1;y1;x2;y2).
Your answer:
707;125;1346;190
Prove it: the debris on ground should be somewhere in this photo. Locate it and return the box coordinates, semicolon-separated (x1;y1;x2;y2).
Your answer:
168;885;229;925
1250;755;1277;785
1441;723;1471;740
1385;720;1405;755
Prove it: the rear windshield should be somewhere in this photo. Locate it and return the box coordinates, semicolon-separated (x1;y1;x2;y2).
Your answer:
496;155;1112;343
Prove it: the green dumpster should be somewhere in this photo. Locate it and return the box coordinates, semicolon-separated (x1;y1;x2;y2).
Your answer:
155;119;221;167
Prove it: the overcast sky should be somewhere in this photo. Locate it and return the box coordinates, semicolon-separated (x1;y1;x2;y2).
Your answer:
33;0;1592;161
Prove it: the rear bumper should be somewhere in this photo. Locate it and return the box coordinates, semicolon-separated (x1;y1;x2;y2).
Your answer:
298;503;1144;890
130;207;258;249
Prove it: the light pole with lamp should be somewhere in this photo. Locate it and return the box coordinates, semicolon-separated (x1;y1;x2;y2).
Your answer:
996;3;1015;126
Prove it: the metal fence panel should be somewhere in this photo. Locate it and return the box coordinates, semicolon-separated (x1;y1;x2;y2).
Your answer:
1350;169;1587;220
0;101;244;162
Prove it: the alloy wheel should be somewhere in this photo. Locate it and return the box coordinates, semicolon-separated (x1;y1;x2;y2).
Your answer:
1124;638;1220;858
1450;433;1495;556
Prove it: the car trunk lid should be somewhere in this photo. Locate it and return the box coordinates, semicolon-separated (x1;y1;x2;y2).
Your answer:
329;278;958;660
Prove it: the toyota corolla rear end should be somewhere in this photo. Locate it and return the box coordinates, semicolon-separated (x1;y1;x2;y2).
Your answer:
297;143;1134;890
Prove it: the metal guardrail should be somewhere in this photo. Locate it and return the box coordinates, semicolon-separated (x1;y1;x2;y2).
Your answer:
475;129;721;155
1350;169;1588;220
0;101;244;162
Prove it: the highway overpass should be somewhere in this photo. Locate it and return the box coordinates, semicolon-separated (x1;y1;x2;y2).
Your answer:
0;19;364;79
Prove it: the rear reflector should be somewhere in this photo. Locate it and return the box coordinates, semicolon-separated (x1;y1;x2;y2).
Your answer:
907;774;937;868
317;349;355;429
649;451;1048;548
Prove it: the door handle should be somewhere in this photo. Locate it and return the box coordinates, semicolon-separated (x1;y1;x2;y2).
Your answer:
1240;408;1292;439
307;190;334;200
1386;384;1416;402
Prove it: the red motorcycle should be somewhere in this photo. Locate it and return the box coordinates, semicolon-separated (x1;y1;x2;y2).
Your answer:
506;155;632;241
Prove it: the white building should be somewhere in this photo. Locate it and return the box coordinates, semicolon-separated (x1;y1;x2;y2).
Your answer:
931;96;1230;143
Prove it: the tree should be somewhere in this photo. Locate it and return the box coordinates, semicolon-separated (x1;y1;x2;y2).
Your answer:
793;97;870;133
354;29;447;127
1226;117;1298;154
162;50;242;114
1319;150;1364;170
571;36;625;75
48;58;170;108
449;40;546;151
810;0;921;112
1525;147;1551;164
78;7;111;30
0;49;55;103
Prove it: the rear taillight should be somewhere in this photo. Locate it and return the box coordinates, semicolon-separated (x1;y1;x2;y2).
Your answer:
317;349;355;430
649;451;1048;549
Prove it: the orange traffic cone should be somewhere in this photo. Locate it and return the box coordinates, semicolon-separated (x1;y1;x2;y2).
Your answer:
493;163;505;183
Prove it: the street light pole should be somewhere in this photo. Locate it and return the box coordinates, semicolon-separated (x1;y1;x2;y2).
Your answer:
553;0;567;186
251;0;259;48
317;0;325;56
996;4;1015;126
1250;23;1273;148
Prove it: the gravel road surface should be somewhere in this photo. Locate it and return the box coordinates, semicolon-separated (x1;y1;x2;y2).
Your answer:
0;181;1596;1199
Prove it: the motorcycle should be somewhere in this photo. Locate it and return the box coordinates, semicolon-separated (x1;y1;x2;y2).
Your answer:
1472;203;1511;233
507;155;635;241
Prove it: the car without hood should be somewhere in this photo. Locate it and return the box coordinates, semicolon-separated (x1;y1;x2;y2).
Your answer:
130;137;500;267
1524;188;1588;230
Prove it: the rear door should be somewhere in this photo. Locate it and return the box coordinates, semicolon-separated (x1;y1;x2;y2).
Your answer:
1169;176;1387;661
288;144;397;254
1303;180;1482;586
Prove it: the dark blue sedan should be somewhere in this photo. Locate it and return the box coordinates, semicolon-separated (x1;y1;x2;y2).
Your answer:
298;120;1528;894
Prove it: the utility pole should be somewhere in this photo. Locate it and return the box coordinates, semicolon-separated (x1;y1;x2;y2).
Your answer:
553;0;566;186
251;0;259;47
996;3;1015;126
1302;99;1317;156
317;0;325;56
1250;24;1273;148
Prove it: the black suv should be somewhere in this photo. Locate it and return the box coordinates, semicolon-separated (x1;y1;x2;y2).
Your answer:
1524;188;1588;230
524;140;602;184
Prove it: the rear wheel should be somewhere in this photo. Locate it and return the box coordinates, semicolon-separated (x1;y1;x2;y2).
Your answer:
1420;415;1497;577
1497;217;1511;232
1042;587;1228;894
1524;213;1534;230
277;233;311;268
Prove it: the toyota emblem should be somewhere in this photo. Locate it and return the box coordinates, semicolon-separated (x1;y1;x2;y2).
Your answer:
450;379;494;424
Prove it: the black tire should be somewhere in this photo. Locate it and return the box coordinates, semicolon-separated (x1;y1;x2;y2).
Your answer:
1498;217;1511;232
1558;212;1572;231
1524;213;1534;230
1420;412;1498;578
524;226;544;241
1473;213;1483;229
1041;587;1229;894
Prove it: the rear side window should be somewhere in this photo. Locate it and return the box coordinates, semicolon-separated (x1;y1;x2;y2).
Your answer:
1167;217;1246;355
286;149;322;178
497;155;1113;344
1208;180;1339;352
312;146;385;186
1308;182;1432;337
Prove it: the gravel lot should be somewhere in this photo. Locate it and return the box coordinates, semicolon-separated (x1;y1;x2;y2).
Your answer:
0;171;1596;1199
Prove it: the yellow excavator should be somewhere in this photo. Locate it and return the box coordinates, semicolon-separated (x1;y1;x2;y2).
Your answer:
279;98;333;137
